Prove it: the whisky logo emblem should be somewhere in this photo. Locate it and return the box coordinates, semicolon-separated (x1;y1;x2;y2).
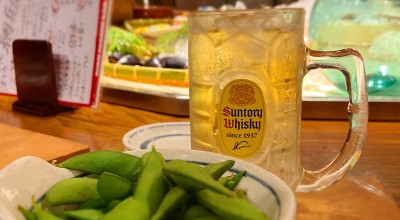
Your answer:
220;79;265;157
228;84;256;106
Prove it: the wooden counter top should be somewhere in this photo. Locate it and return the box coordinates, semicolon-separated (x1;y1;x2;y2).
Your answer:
0;123;89;168
0;95;399;218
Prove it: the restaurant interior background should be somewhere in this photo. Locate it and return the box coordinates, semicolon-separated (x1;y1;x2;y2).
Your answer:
107;0;400;121
130;1;295;9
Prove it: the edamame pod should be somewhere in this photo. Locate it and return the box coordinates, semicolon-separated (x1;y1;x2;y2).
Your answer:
133;147;168;217
196;189;270;220
193;215;225;220
164;175;176;189
17;206;36;220
140;148;164;166
97;172;132;202
217;170;246;190
203;160;235;180
151;186;191;220
217;176;229;186
163;160;233;197
45;177;100;206
140;151;151;166
225;170;246;190
101;199;148;220
32;200;63;220
58;150;142;182
183;205;212;220
103;200;121;212
236;189;249;201
78;198;108;210
53;209;104;220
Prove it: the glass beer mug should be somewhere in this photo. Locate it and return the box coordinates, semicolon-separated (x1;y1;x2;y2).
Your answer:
188;8;368;191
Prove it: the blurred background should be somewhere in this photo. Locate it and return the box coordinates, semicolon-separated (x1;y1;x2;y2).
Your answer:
104;0;400;120
112;0;299;24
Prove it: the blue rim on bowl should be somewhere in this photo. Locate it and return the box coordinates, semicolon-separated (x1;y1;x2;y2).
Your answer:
122;122;191;150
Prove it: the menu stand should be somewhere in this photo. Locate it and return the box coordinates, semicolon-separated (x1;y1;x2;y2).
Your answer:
12;40;74;117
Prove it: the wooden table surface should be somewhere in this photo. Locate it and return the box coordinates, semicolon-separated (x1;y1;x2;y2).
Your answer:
0;95;399;219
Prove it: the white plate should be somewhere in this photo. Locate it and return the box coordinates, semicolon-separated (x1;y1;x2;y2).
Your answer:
123;122;191;150
0;149;296;220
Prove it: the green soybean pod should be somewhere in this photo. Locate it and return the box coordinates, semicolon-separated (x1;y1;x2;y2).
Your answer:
162;160;233;197
32;201;63;220
196;189;270;220
101;198;148;220
150;186;191;220
17;206;36;220
203;160;235;180
140;151;151;166
133;147;168;217
235;189;249;201
45;177;100;206
97;172;132;202
103;199;122;212
53;209;104;220
225;170;247;190
58;150;142;182
78;198;108;210
193;215;225;220
140;149;165;166
183;205;212;220
217;176;230;186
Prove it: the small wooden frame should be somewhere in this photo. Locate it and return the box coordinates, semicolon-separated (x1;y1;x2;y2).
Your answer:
12;39;74;117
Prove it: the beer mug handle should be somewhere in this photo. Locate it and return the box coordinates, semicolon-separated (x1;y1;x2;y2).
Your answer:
298;48;369;192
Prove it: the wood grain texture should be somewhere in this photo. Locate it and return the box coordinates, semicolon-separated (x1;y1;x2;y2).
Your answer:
300;119;400;208
296;176;400;219
0;95;399;218
0;95;188;152
0;123;89;168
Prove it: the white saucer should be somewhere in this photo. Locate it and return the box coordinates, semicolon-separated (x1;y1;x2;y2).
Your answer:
122;122;191;150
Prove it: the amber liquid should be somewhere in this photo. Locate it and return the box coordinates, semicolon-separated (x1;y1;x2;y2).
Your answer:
189;10;306;189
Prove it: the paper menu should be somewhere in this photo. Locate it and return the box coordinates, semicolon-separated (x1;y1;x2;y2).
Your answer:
0;0;111;107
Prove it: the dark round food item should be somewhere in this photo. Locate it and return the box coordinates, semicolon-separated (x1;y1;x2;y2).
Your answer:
144;57;163;67
108;52;125;63
117;54;143;66
160;56;188;69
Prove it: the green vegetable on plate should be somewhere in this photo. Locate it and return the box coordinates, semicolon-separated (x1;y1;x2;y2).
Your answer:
18;147;270;220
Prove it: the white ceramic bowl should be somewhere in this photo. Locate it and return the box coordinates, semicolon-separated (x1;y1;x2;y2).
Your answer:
123;122;191;150
0;149;296;220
